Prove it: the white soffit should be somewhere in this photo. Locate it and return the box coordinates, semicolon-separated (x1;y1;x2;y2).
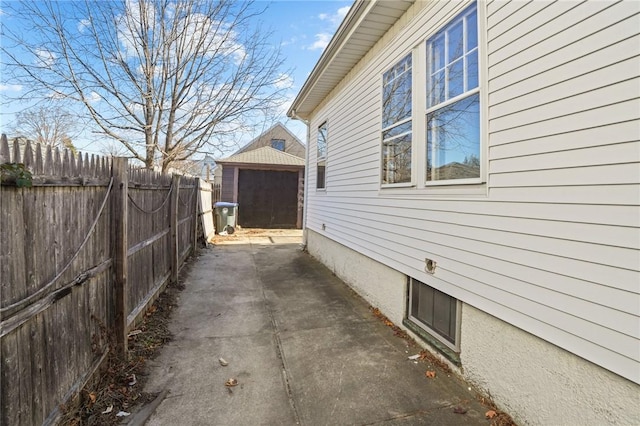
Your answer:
289;0;414;120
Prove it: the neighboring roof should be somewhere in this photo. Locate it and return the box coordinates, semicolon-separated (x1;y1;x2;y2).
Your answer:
235;122;305;156
288;0;414;120
216;146;305;167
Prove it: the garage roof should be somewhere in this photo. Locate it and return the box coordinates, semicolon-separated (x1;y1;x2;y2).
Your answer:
287;0;414;120
216;146;305;167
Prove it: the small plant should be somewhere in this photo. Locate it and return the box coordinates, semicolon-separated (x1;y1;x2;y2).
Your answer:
0;162;33;187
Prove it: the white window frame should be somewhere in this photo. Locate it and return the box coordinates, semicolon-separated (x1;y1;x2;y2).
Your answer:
316;122;327;190
381;53;413;188
425;3;482;186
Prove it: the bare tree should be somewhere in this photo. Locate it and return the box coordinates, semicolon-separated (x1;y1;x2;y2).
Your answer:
11;106;78;153
1;0;288;171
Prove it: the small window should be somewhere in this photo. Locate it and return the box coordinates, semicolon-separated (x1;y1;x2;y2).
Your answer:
317;122;327;189
382;53;412;185
426;3;480;183
271;139;285;151
408;278;458;347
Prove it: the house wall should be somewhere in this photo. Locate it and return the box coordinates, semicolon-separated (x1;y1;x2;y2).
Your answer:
237;124;305;158
303;0;640;422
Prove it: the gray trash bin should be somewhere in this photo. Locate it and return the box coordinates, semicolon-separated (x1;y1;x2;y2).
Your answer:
214;202;238;234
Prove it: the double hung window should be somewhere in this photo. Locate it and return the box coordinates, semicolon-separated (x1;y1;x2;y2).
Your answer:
380;2;480;187
317;122;327;189
426;4;480;182
381;54;412;185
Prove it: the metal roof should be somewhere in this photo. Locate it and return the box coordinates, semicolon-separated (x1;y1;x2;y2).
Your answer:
216;146;305;167
288;0;414;120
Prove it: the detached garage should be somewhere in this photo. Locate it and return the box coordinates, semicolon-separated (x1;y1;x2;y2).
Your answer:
217;147;305;229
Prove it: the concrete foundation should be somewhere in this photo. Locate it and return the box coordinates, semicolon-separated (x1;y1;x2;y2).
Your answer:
461;304;640;425
306;229;406;325
306;229;640;425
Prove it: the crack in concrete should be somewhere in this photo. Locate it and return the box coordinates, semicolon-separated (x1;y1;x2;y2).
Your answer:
253;251;302;426
360;403;458;425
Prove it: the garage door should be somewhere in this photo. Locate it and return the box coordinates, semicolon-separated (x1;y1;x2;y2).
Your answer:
237;169;298;228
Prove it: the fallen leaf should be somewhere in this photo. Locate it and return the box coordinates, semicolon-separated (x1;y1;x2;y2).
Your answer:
485;410;497;419
453;406;468;414
408;354;420;360
88;392;96;404
102;405;113;414
225;378;238;387
219;358;229;366
128;374;137;386
116;411;130;417
425;370;436;378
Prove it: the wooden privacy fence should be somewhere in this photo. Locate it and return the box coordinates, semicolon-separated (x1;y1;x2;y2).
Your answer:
0;135;215;426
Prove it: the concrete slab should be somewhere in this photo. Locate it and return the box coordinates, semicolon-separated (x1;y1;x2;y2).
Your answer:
143;244;490;425
213;228;303;246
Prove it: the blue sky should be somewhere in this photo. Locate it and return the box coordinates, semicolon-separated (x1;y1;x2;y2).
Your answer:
249;0;352;146
0;0;352;157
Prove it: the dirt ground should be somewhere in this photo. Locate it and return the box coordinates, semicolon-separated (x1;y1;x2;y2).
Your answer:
59;278;185;425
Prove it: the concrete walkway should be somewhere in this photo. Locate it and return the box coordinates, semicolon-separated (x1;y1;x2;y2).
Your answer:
143;239;490;425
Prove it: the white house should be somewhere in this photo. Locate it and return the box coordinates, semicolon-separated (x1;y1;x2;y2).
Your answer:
288;1;640;424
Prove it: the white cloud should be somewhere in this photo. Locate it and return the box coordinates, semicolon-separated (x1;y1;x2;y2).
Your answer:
309;33;331;51
273;73;293;89
307;5;350;51
35;49;56;68
0;84;23;92
78;19;91;33
319;6;350;27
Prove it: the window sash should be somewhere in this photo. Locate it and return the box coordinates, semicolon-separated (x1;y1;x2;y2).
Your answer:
317;123;327;160
426;92;480;182
427;4;478;110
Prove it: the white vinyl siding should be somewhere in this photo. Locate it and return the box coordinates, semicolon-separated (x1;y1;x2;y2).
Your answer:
304;0;640;384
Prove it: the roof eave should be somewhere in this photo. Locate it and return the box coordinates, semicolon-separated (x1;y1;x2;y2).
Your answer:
288;0;413;121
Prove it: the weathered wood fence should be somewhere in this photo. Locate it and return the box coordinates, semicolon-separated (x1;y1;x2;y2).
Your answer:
0;135;215;425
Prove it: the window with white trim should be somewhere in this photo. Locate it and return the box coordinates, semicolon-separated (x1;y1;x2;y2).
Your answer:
381;53;412;185
426;3;480;183
317;122;327;189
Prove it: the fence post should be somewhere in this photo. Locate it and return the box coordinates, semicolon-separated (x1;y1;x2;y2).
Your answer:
111;157;128;357
193;179;200;254
170;174;181;284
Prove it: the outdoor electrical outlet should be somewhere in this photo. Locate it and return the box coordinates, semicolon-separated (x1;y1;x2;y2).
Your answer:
322;223;326;230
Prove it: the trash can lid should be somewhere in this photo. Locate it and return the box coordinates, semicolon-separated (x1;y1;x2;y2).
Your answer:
214;202;238;207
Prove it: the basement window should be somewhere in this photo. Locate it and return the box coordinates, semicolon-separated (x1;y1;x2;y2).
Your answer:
407;278;459;351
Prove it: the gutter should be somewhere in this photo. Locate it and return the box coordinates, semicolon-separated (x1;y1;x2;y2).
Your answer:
290;110;310;247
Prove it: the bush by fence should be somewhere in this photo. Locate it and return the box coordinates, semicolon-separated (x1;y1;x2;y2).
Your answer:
0;134;214;425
